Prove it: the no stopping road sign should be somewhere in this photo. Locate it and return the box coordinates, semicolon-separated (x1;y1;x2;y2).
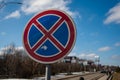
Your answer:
23;10;76;64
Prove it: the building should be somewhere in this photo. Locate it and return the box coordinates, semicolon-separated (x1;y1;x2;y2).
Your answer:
62;56;79;63
61;56;95;65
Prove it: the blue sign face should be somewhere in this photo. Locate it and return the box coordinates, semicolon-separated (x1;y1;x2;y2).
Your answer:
23;10;76;64
28;14;69;57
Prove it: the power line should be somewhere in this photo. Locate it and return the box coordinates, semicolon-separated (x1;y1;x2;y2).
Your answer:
0;1;22;9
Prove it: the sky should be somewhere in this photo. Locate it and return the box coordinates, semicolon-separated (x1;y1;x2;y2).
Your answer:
0;0;120;66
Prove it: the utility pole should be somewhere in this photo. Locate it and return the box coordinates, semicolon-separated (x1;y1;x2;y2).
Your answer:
95;56;100;71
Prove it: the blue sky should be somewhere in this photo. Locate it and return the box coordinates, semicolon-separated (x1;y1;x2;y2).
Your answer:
0;0;120;66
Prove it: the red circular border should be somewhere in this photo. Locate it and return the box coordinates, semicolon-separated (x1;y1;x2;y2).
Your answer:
23;10;76;64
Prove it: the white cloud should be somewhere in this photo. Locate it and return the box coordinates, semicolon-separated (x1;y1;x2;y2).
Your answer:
0;47;6;56
0;32;6;36
79;53;86;58
79;53;98;60
1;46;24;51
0;46;24;56
0;52;4;56
4;10;20;19
69;52;77;56
21;0;76;17
15;46;24;51
90;32;99;37
69;52;99;60
0;48;4;56
98;46;111;52
104;3;120;24
87;53;97;58
0;0;3;2
111;55;120;60
115;42;120;47
3;0;79;19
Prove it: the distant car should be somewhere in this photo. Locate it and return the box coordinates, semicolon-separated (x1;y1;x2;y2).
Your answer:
100;70;107;73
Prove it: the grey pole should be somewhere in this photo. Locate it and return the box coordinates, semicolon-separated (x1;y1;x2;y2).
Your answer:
46;64;51;80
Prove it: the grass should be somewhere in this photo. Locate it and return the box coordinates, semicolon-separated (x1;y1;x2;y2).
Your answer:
112;72;120;80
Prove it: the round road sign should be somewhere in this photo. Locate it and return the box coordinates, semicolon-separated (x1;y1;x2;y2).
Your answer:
23;10;76;64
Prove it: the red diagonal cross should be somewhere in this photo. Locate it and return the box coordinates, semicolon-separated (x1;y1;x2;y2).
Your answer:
31;18;65;52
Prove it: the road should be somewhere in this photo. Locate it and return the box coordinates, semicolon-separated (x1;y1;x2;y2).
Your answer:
0;73;108;80
98;75;108;80
52;72;105;80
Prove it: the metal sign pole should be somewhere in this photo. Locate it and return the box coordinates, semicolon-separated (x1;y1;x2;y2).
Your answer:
23;10;76;80
45;64;51;80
